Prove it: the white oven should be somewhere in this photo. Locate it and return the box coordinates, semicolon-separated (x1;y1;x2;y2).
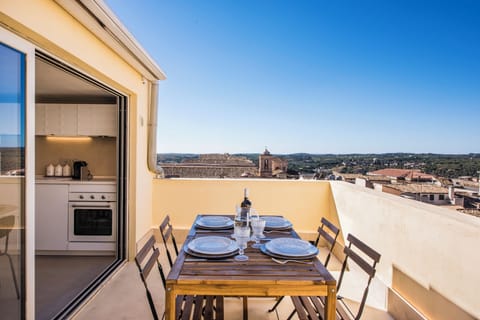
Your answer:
68;191;116;242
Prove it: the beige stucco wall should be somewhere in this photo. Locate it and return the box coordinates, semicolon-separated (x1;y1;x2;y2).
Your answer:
330;181;480;319
152;178;339;242
0;0;156;255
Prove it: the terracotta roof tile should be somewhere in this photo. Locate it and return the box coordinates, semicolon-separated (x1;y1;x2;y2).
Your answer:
369;169;435;180
384;184;448;194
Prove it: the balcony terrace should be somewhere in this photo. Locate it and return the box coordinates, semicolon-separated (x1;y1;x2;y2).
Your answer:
73;179;480;320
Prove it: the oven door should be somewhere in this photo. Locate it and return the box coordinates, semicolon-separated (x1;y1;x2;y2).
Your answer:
68;202;116;242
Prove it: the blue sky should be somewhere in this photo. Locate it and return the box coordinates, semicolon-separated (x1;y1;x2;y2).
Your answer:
0;43;25;147
105;0;480;154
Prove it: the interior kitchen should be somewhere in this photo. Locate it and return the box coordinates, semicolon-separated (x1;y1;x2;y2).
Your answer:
34;55;124;320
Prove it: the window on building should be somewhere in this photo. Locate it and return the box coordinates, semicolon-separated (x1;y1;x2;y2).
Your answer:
439;194;445;200
429;194;435;201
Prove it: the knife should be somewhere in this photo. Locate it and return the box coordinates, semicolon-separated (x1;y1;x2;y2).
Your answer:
185;258;233;262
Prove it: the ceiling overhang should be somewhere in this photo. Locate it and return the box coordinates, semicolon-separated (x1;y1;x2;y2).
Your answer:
54;0;166;82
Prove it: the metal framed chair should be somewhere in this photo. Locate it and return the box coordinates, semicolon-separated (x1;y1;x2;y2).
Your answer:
288;233;381;320
159;215;179;268
159;215;247;319
268;217;340;313
0;215;20;299
312;217;341;267
135;235;224;320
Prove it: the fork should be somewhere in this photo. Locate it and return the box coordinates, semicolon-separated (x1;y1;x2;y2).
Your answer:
264;230;291;234
271;258;313;265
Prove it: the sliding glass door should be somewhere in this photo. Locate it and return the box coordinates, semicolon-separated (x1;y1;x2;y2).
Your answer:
1;27;35;320
0;41;26;319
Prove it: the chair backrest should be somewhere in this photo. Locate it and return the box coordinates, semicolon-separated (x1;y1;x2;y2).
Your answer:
159;215;179;268
134;235;167;320
0;215;15;253
337;233;381;320
313;217;340;267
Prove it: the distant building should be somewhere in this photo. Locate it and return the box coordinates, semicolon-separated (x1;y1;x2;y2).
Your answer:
332;172;393;187
451;178;480;192
160;154;257;178
258;148;288;178
381;183;450;205
368;169;436;183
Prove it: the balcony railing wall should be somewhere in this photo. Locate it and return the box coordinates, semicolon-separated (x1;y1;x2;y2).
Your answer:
152;178;480;320
152;178;339;240
330;181;479;320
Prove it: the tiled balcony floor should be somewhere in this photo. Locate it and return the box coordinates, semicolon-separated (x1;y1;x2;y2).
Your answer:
72;243;394;320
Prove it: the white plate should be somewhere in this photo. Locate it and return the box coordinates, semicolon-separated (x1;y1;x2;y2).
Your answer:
196;216;234;229
183;246;238;259
187;236;238;255
265;237;318;257
260;244;318;260
262;216;292;230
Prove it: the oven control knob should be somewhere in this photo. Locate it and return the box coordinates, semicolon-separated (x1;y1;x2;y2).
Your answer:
79;195;84;199
101;195;106;200
90;195;95;200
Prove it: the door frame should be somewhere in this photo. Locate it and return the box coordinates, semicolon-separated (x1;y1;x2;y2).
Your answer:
1;25;36;320
33;52;129;318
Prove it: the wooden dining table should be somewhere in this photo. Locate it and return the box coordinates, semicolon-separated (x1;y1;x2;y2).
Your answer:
165;214;337;320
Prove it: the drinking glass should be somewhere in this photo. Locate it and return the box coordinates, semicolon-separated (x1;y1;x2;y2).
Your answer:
250;217;266;248
234;226;250;261
232;206;241;239
233;205;250;239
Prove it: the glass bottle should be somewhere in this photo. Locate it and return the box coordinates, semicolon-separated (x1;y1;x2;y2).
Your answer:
235;188;251;229
240;188;251;219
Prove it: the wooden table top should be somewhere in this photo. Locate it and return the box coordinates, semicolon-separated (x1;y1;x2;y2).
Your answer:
167;214;336;290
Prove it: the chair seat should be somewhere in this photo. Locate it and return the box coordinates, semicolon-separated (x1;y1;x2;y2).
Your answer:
269;217;340;316
288;234;381;320
176;295;224;320
291;296;356;320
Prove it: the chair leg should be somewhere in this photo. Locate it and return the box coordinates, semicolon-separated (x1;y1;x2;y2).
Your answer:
6;253;20;299
268;296;285;312
286;309;296;320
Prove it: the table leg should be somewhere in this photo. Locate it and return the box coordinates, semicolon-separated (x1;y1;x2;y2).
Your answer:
242;296;248;320
325;284;336;320
165;285;175;320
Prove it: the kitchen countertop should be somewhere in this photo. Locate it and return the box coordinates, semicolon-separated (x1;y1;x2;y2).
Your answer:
35;176;116;184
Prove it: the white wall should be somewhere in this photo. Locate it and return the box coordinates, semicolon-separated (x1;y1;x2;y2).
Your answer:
330;181;480;318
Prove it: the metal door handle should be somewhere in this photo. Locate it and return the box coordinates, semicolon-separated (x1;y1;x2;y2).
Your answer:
71;204;111;208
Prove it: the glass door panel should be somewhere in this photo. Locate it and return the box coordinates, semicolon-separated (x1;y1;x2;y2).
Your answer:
0;42;26;319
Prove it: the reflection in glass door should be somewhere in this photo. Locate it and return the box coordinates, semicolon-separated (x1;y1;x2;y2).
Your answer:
0;42;26;319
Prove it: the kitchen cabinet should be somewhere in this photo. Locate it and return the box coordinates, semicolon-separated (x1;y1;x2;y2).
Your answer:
35;103;117;137
35;103;78;136
35;184;69;251
35;103;46;135
77;104;117;137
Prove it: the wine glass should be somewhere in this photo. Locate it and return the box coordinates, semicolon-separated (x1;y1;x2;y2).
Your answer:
250;217;266;248
234;226;250;261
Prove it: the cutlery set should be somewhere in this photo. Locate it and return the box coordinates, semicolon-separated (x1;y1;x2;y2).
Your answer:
185;257;313;264
271;258;313;265
185;258;233;262
190;216;314;263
